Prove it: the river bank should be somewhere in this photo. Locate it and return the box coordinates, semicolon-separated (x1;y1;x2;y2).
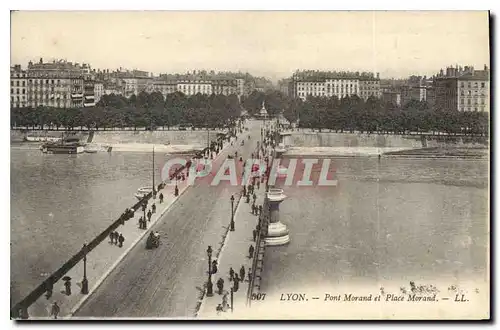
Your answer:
280;131;488;159
284;146;488;159
11;128;225;154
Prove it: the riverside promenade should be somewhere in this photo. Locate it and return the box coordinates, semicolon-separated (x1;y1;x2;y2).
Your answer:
197;151;268;319
21;133;235;319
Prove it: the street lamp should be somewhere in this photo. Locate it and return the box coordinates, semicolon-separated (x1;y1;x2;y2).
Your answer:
206;245;214;297
230;287;234;313
81;243;89;294
230;195;235;231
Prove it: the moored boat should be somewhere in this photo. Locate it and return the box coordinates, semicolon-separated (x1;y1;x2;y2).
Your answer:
134;187;153;200
41;137;85;154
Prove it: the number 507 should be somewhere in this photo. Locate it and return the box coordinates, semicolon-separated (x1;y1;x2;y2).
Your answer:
251;293;266;300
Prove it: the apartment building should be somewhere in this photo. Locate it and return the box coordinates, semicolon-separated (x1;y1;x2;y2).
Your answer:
10;65;28;108
23;58;92;108
94;82;104;104
151;80;177;97
358;73;381;100
434;65;490;112
177;80;213;96
212;78;238;95
291;70;381;101
83;78;95;107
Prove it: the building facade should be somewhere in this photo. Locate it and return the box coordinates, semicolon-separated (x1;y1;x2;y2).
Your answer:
20;58;94;108
290;71;381;101
358;74;381;100
83;78;95;107
434;65;489;112
94;82;104;104
177;81;213;96
10;65;28;108
152;80;177;97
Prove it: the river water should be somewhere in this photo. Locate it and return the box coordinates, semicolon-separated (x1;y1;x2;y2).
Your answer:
10;145;185;306
258;156;489;318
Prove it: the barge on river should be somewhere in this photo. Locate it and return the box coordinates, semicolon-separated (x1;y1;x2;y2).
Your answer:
41;137;85;154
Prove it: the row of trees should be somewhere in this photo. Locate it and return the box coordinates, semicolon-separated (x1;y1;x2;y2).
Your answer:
11;91;242;130
11;89;489;136
241;90;489;135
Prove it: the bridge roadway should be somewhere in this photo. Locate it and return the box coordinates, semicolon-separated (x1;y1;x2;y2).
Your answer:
74;121;262;318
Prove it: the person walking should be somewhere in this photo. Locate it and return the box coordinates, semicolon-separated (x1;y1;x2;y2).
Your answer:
229;267;235;281
118;233;125;248
109;231;114;243
252;229;257;242
248;245;255;259
239;266;245;281
50;301;60;319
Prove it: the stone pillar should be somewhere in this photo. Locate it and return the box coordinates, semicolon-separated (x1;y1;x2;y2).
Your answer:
264;188;290;246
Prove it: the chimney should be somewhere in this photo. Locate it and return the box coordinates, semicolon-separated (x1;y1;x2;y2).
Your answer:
39;58;43;64
376;72;380;79
484;64;488;71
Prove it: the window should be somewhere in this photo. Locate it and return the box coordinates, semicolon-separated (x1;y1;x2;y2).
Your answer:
468;82;471;88
475;107;478;112
467;99;471;105
46;80;49;84
481;82;485;88
10;88;13;94
22;89;25;94
16;81;19;87
460;98;464;104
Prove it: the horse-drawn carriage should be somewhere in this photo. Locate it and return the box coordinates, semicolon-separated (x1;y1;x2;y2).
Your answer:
146;231;161;249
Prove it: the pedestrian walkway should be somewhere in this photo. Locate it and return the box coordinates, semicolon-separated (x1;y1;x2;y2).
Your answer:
197;176;267;319
24;135;236;320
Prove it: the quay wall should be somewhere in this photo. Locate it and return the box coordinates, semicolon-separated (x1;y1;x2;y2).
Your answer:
11;129;223;146
282;132;488;149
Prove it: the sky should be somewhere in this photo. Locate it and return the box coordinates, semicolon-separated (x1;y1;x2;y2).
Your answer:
10;11;490;81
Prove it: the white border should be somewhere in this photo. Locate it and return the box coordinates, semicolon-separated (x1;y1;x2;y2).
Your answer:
3;2;498;330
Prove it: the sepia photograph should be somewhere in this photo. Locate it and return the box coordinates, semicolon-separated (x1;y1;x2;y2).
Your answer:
8;10;490;320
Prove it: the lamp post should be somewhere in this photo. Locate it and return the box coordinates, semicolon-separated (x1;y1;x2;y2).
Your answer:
230;195;235;231
206;245;213;297
230;287;234;313
81;243;89;294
